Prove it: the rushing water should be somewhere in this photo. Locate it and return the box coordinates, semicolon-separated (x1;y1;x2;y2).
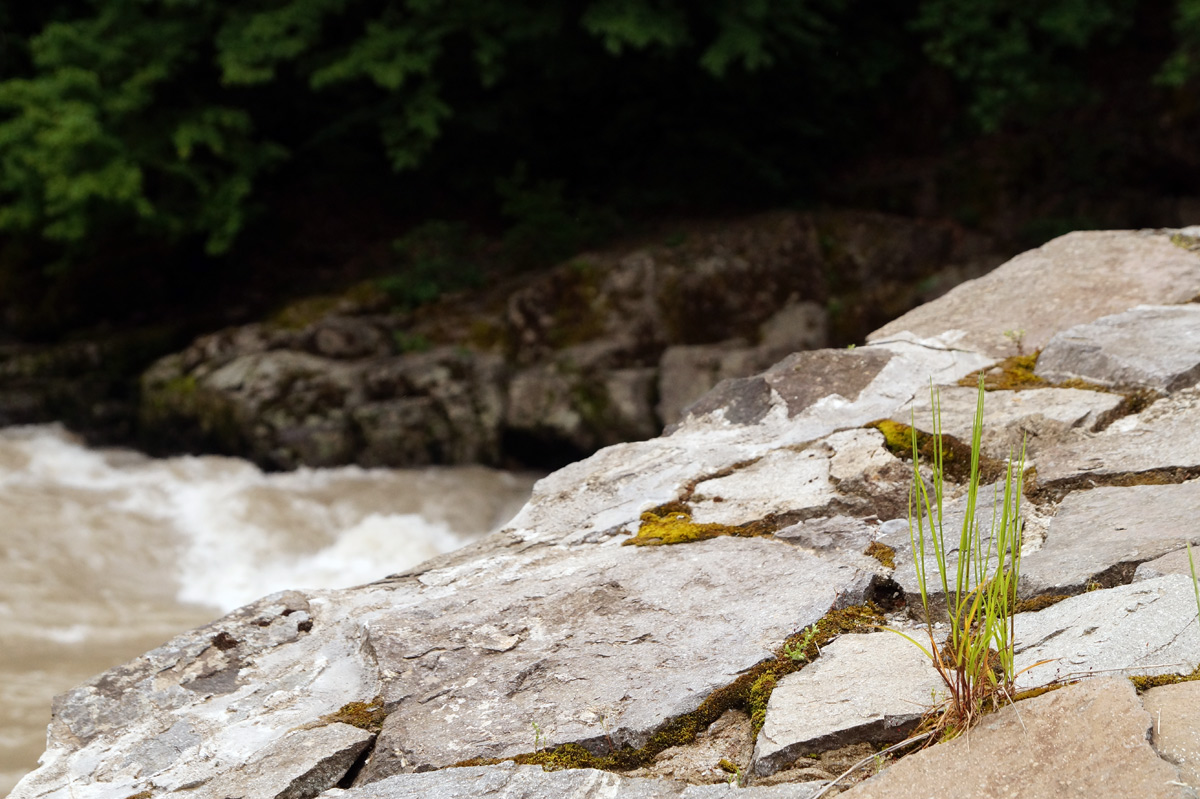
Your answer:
0;425;540;794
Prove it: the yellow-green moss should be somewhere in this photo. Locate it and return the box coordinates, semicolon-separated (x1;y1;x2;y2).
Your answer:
321;696;388;733
958;352;1046;391
869;420;1005;484
717;758;739;774
1130;663;1200;692
622;506;775;547
1170;232;1200;252
864;541;896;569
451;604;885;773
124;792;153;799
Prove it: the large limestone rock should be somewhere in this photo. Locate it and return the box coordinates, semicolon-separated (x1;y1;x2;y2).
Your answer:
869;230;1200;357
1143;681;1200;790
839;679;1193;799
751;633;943;777
1035;304;1200;391
20;228;1200;799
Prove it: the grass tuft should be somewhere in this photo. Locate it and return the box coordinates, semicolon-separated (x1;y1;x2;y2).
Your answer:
887;376;1030;739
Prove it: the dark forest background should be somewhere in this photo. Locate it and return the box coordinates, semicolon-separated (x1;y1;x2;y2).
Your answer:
1;0;1199;342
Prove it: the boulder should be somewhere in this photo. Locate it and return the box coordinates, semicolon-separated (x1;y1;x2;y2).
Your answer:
1143;681;1200;790
752;633;943;777
869;230;1200;358
1035;304;1200;391
839;678;1192;799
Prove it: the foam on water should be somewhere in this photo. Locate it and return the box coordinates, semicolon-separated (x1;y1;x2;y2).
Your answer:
0;424;539;793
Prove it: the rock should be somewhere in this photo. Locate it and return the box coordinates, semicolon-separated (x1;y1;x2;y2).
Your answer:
320;761;826;798
1035;305;1200;391
869;230;1200;358
775;516;878;553
1034;386;1200;486
839;678;1192;799
891;385;1123;459
1135;547;1200;582
627;710;754;784
751;633;943;777
1019;482;1200;594
198;723;374;799
686;447;839;525
358;536;876;778
137;211;999;469
1012;576;1200;689
1143;681;1200;790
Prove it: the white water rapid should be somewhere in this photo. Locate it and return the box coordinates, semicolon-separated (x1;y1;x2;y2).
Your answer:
0;424;540;793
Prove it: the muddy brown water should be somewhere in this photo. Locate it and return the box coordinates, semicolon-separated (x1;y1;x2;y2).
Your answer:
0;425;539;794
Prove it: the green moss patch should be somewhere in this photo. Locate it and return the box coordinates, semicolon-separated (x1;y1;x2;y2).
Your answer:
869;419;1005;485
1131;663;1200;692
958;352;1046;391
1012;594;1071;614
622;505;777;547
864;541;896;569
320;696;388;733
452;604;885;773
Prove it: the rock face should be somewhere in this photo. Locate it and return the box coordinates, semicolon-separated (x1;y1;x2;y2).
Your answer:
16;228;1200;799
139;211;1001;470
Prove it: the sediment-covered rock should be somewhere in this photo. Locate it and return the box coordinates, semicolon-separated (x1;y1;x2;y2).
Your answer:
17;228;1200;798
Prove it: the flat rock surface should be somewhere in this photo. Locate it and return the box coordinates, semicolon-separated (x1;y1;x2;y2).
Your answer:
1034;386;1200;485
1143;681;1200;790
840;678;1192;799
892;385;1122;458
360;536;877;778
752;633;943;777
322;762;826;798
1035;304;1200;391
1013;576;1200;689
1020;482;1200;594
1136;547;1200;581
868;230;1200;358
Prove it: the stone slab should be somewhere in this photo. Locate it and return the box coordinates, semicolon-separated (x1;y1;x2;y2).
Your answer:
1013;576;1200;689
752;633;943;777
688;446;838;525
1020;482;1200;594
868;230;1200;358
839;678;1191;799
1034;387;1200;485
1143;681;1200;790
1136;547;1200;582
892;385;1122;459
1035;304;1200;392
322;762;826;798
359;536;878;779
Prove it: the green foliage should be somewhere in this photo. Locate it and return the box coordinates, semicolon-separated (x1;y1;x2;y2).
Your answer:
379;220;485;310
496;164;620;269
891;376;1028;737
914;0;1135;129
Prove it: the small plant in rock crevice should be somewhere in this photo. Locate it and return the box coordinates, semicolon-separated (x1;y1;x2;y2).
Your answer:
887;376;1038;740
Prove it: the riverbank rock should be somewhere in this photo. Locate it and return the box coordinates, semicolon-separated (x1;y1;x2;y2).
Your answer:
138;210;1001;470
16;227;1200;798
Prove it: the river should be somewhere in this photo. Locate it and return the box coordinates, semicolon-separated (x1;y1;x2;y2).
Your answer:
0;425;540;794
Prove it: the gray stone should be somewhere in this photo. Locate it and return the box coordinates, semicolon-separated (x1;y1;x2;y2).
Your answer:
627;710;754;785
868;230;1200;358
775;516;877;553
752;633;943;777
197;723;373;799
1143;681;1200;790
1012;576;1200;689
320;762;826;799
892;385;1122;459
1035;304;1200;391
839;678;1193;799
687;447;839;525
358;536;876;778
1020;482;1200;594
1135;547;1200;582
1035;386;1200;485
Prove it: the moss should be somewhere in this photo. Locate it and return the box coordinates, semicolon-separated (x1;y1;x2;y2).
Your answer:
269;295;343;330
864;541;896;569
1012;594;1071;614
958;352;1046;391
622;506;777;547
321;696;388;733
747;673;777;733
124;792;153;799
868;419;1005;485
451;604;885;773
1130;663;1200;692
717;758;739;774
1170;232;1200;252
